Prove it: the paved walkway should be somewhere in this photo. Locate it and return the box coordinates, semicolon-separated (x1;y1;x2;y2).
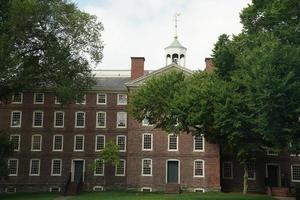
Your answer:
54;196;72;200
274;197;296;200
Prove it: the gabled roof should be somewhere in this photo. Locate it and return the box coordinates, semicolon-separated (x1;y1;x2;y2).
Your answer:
92;77;131;91
165;37;187;50
125;63;193;87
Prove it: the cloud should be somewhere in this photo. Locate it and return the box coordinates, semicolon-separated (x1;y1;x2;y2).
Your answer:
74;0;251;70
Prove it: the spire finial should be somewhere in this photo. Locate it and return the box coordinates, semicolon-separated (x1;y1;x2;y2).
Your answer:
174;13;180;39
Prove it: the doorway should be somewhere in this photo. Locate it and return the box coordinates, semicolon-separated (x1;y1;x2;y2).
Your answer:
266;164;280;187
72;160;85;183
167;160;179;184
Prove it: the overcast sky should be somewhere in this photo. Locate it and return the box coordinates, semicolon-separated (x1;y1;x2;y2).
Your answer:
73;0;252;71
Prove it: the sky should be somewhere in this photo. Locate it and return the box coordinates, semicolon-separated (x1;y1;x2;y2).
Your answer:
73;0;252;71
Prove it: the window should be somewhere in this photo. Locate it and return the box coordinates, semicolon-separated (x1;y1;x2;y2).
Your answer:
142;118;153;126
142;159;152;176
10;135;20;151
53;135;63;151
115;159;125;176
141;187;152;192
34;93;44;104
168;134;178;151
117;94;127;105
75;111;85;128
54;111;64;128
12;93;22;104
32;111;43;127
94;159;104;176
95;135;105;151
292;165;300;182
117;112;127;128
31;134;42;151
194;160;205;177
10;111;22;127
96;112;106;128
76;94;86;104
8;159;18;176
74;135;84;151
97;93;106;105
194;135;204;151
267;149;278;156
222;162;233;179
55;96;62;104
142;133;153;151
247;162;256;180
29;159;40;176
51;159;62;176
116;135;126;152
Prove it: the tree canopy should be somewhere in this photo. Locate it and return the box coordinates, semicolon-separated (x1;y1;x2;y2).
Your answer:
0;0;104;102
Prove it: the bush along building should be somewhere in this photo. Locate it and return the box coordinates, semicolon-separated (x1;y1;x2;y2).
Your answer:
1;35;300;195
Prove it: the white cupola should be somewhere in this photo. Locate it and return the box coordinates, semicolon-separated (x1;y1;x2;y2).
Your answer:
165;36;187;66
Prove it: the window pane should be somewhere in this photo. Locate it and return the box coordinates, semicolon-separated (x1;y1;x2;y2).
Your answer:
118;94;127;105
32;135;42;151
8;159;18;176
53;135;63;151
194;160;204;176
76;112;85;127
96;112;106;127
33;111;43;127
11;111;21;127
94;159;104;175
116;160;125;176
74;135;84;151
97;94;106;104
54;112;64;127
142;159;152;175
194;135;204;151
10;135;20;151
12;93;22;103
34;93;44;104
168;135;178;150
143;134;152;150
117;136;126;151
96;135;105;151
51;159;61;176
292;165;300;181
117;112;127;128
30;159;40;175
223;162;233;178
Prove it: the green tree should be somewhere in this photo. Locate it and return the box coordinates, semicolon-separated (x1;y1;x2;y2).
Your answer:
0;133;13;178
0;0;104;102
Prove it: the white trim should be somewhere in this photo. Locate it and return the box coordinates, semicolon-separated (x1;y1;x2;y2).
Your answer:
54;111;64;128
117;94;127;105
10;134;20;151
116;112;127;128
29;159;40;176
267;150;279;156
291;164;300;182
11;93;23;104
116;135;126;152
49;186;61;192
96;93;107;105
52;135;64;151
31;134;42;151
95;135;105;152
222;161;233;179
32;110;44;128
71;159;85;182
115;159;126;176
266;163;281;187
96;111;106;128
74;135;84;151
168;134;178;151
93;186;104;191
165;159;180;184
5;187;16;193
193;135;205;152
55;96;61;104
51;159;62;176
141;187;152;192
94;159;104;176
141;158;152;176
34;93;44;104
193;159;205;178
10;111;22;128
8;158;18;176
194;188;205;193
75;111;85;128
142;133;153;151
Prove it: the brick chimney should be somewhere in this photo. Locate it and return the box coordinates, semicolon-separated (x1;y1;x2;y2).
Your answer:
131;57;145;80
205;57;214;72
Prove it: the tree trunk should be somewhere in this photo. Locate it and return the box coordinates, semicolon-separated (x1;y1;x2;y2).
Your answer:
243;163;249;194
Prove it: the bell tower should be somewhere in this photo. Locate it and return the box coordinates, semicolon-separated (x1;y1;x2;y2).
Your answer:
165;13;187;66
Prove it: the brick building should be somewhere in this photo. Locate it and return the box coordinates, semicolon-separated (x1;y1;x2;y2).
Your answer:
0;36;299;194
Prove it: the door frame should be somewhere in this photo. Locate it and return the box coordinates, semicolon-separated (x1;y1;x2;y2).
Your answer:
165;159;180;184
266;163;281;187
71;159;85;182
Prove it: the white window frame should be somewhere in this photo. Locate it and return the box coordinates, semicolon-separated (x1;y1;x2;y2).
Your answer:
142;133;153;151
168;134;178;151
10;134;20;151
267;149;279;156
55;96;61;104
194;159;205;178
117;94;127;105
141;187;152;192
34;93;44;104
141;158;152;176
291;164;300;182
74;135;84;152
116;135;126;152
222;161;233;179
54;111;64;128
247;162;256;180
52;135;63;151
75;111;85;128
10;111;22;128
11;93;23;104
115;159;126;176
29;159;40;176
95;135;105;152
116;112;127;128
94;159;104;176
193;135;205;152
96;93;107;105
51;159;62;176
96;111;106;128
142;118;153;126
8;159;18;176
32;111;44;128
31;134;42;151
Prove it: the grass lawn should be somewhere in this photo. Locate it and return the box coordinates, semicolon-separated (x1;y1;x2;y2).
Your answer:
0;191;276;200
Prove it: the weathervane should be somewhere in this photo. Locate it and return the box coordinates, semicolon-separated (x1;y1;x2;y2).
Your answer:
174;13;180;39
